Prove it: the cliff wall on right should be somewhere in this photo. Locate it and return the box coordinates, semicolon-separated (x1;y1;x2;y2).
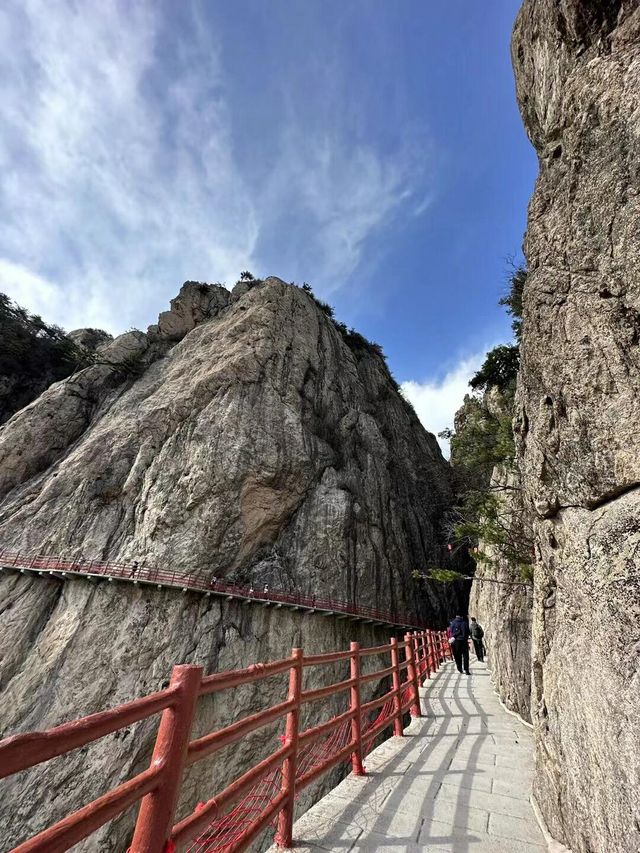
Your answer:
512;3;640;851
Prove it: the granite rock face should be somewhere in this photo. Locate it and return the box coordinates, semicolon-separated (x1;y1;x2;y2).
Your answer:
513;3;640;850
457;388;534;722
0;570;403;851
0;276;458;848
0;277;453;620
67;327;113;351
469;464;533;723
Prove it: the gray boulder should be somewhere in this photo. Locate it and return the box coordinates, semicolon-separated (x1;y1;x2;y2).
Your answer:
156;281;230;340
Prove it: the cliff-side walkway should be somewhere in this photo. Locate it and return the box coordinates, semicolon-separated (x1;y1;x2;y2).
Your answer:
274;661;545;852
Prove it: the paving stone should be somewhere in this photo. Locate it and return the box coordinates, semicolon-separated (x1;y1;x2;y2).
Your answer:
435;782;536;820
491;774;534;800
266;662;544;853
430;769;494;794
446;756;499;773
392;789;491;833
494;753;535;769
488;810;546;844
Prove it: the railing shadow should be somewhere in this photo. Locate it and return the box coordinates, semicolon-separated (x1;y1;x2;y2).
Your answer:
287;663;501;852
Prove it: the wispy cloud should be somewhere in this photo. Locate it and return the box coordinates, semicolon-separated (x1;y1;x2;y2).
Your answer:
0;0;257;332
402;350;490;456
0;1;434;334
259;132;428;292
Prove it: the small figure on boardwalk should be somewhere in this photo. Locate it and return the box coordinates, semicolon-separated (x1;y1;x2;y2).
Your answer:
448;613;470;675
470;617;485;662
129;560;139;579
263;583;269;595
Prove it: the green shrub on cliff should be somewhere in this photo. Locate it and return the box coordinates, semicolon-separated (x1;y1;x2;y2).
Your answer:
437;262;534;582
469;344;519;394
0;292;94;423
499;263;527;342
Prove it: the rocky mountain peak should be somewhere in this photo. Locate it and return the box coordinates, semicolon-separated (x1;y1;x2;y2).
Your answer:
0;276;456;620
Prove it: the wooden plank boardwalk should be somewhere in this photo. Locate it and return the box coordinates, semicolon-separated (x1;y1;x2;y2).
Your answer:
272;660;546;852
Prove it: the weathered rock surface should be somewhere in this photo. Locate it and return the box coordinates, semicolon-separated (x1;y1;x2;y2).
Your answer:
0;277;454;618
456;386;534;722
0;570;402;851
512;2;640;850
469;463;533;723
0;276;458;849
155;280;231;340
67;327;113;351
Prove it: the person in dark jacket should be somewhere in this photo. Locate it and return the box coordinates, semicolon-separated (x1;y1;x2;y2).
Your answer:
469;617;485;662
449;614;470;674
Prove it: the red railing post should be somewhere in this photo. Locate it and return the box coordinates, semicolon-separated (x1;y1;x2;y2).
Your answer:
411;632;422;685
349;641;365;776
431;631;440;672
130;664;202;853
418;631;428;680
424;631;432;679
444;630;453;661
425;631;432;674
433;630;441;669
276;647;303;849
404;633;422;718
389;638;404;737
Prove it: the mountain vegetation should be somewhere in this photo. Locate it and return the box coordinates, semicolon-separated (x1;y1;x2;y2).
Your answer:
0;293;98;424
437;264;534;583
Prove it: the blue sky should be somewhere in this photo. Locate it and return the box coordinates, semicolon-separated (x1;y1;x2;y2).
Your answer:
0;0;536;446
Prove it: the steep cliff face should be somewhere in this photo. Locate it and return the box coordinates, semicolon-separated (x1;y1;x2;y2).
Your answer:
469;463;533;722
455;386;534;722
0;277;453;618
0;276;457;849
0;571;401;851
513;3;640;851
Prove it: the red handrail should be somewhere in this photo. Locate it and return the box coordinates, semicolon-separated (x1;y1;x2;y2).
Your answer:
0;548;430;629
0;628;453;853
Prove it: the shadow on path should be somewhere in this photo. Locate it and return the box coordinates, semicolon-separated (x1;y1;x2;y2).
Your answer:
269;658;546;852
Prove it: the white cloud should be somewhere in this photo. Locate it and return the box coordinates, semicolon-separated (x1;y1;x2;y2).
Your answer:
261;132;428;292
402;351;490;457
0;1;434;334
0;0;258;333
0;259;60;320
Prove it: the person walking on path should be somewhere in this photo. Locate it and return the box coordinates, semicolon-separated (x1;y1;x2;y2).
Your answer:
449;614;470;674
470;617;485;662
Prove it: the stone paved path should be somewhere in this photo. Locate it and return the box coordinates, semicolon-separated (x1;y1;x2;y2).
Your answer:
274;660;546;852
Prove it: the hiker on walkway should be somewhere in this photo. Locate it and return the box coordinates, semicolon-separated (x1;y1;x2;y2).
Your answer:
470;617;485;662
448;614;470;674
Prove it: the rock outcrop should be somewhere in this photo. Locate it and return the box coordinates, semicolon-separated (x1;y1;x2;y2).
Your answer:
67;327;113;351
0;276;459;849
512;3;640;851
0;301;112;426
0;278;454;617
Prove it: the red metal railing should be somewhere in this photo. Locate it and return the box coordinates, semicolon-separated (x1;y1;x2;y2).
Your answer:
0;549;428;629
0;629;453;853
